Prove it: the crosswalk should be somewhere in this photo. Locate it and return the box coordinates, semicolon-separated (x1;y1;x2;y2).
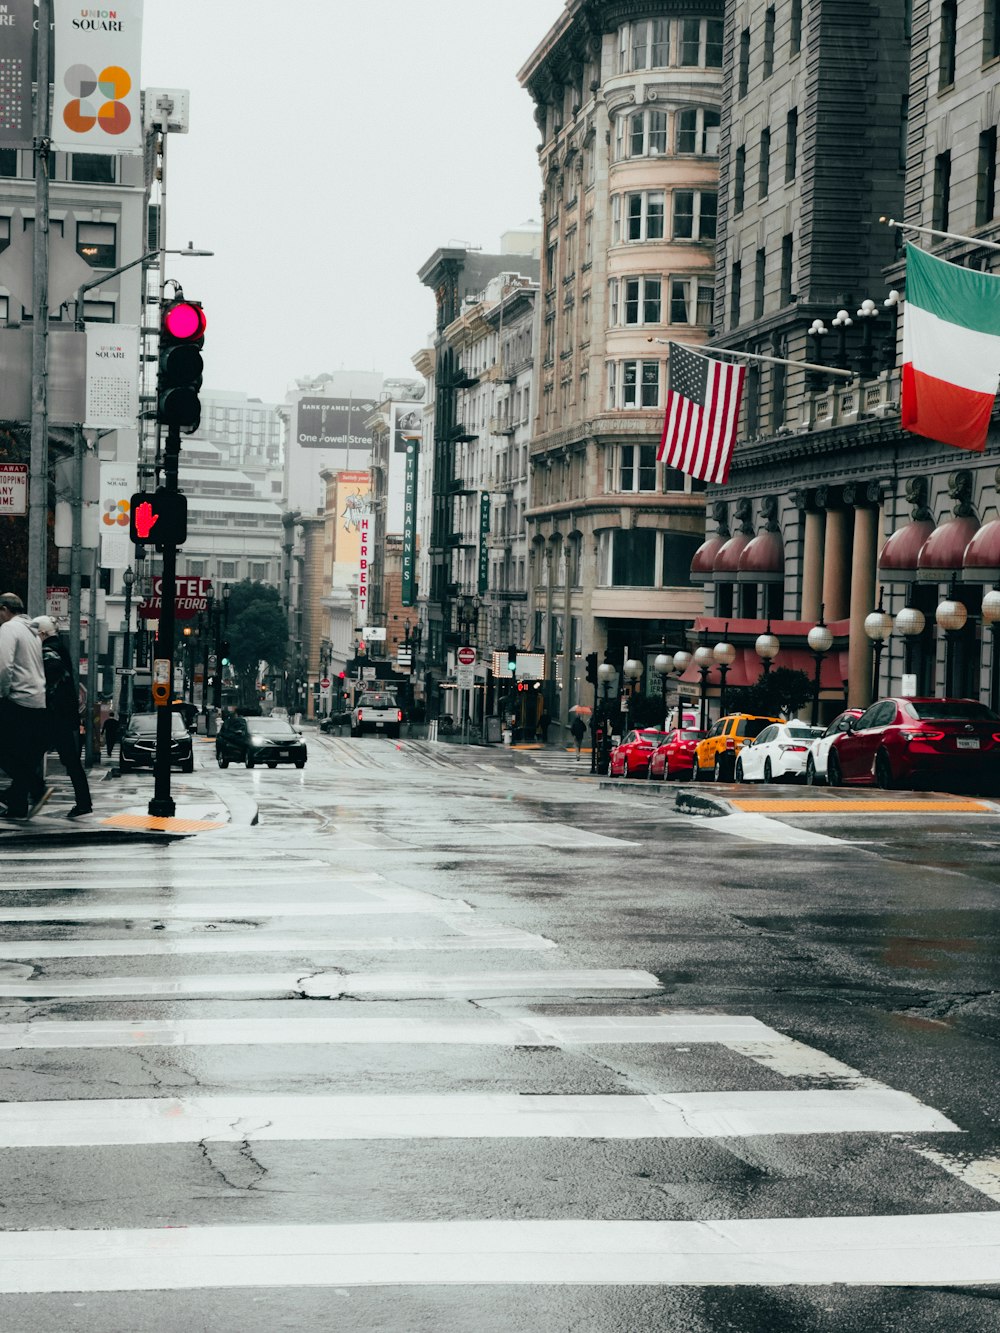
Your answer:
0;840;998;1312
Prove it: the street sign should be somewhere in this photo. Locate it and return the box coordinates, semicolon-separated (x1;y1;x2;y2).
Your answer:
115;667;136;676
362;626;387;641
457;646;476;666
456;664;474;690
320;677;331;689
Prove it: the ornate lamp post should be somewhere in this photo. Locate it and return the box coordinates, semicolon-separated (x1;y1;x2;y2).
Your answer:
623;658;643;733
864;588;894;702
894;602;926;695
713;631;736;715
755;620;780;676
120;567;135;723
694;634;715;732
982;587;1000;712
596;661;616;774
653;651;675;731
806;604;833;725
935;577;968;698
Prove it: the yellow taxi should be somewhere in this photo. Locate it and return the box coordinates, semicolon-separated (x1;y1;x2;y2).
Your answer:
692;712;781;782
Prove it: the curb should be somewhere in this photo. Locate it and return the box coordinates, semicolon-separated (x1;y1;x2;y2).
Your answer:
674;787;734;818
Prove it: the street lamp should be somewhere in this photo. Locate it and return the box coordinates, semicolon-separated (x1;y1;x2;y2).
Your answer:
120;567;135;724
596;661;616;774
806;604;833;725
653;651;675;731
982;586;1000;712
623;658;643;732
935;577;968;698
864;587;894;701
755;620;780;676
894;601;926;694
694;634;715;732
713;630;736;715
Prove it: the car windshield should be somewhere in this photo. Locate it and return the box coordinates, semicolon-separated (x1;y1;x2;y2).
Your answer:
128;713;187;737
637;731;669;743
677;730;705;741
786;725;824;738
737;717;772;738
247;719;298;738
905;700;1000;722
359;694;396;708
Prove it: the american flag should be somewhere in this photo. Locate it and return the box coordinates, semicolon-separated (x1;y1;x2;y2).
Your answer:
657;343;746;485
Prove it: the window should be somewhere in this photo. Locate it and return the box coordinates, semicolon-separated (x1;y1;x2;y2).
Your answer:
0;295;8;323
940;0;957;87
629;109;668;157
0;216;9;256
734;146;746;213
681;18;723;67
662;532;703;587
772;359;786;429
624;190;665;241
615;444;659;493
663;467;707;494
611;194;622;243
673;190;717;241
607;360;661;409
621;276;662;325
70;153;115;183
250;562;269;581
82;299;115;322
987;0;1000;61
219;561;238;579
0;149;17;178
754;248;766;320
738;28;751;97
669;278;714;325
730;260;742;327
791;0;802;54
977;128;997;225
612;530;657;586
759;127;771;200
933;150;951;231
627;18;670;70
187;561;207;577
780;233;793;305
764;8;776;76
609;277;620;327
785;108;798;182
583;212;593;265
677;107;720;155
77;220;116;268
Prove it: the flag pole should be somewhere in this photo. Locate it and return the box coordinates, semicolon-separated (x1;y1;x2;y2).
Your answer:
880;215;1000;254
647;338;853;379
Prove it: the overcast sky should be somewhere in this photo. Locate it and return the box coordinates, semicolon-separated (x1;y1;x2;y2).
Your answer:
139;1;566;404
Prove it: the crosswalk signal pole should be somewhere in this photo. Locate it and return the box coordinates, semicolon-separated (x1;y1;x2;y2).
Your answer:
148;426;181;818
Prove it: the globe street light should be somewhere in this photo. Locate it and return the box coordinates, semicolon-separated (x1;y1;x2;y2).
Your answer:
982;586;1000;712
755;620;780;676
935;578;968;698
623;658;644;732
596;661;617;774
806;604;833;725
894;602;926;695
653;652;675;731
864;589;894;702
713;633;736;714
694;635;715;732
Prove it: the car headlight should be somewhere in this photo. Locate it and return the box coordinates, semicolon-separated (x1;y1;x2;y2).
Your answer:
250;735;268;746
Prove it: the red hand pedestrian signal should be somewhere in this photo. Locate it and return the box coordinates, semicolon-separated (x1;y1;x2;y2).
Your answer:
133;500;158;540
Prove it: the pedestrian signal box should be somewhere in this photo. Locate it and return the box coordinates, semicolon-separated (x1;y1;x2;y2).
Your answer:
129;491;188;548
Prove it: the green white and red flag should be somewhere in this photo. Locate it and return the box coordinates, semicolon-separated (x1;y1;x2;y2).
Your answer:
901;244;1000;452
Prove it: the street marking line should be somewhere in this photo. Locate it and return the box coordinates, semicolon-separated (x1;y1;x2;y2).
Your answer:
486;821;641;848
723;1038;883;1088
1;1214;997;1291
731;798;994;814
702;813;851;846
910;1148;1000;1204
0;1013;782;1051
100;814;226;833
0;968;661;1000
0;1089;958;1147
0;899;461;921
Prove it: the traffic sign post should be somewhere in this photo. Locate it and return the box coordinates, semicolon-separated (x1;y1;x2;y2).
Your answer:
457;646;476;666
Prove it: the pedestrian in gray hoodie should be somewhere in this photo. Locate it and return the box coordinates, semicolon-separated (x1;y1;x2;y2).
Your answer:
0;593;52;819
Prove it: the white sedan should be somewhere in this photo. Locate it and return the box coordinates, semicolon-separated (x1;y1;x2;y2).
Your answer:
735;722;825;783
803;708;864;785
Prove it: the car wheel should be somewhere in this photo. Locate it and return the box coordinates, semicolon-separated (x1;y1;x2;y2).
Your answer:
216;751;229;769
622;759;630;779
295;760;306;769
714;754;729;782
734;758;745;783
181;757;194;774
118;758;130;773
805;754;821;786
875;750;894;790
764;758;774;784
267;762;277;769
827;751;843;787
245;755;255;769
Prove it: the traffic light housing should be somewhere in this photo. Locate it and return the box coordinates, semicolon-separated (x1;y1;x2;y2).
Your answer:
585;651;598;685
129;490;187;548
158;298;206;432
506;644;518;674
220;640;231;667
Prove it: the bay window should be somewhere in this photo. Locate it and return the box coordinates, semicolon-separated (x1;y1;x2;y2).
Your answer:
677;107;721;155
672;190;717;241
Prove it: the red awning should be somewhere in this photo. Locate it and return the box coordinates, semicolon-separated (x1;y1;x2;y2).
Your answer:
690;535;725;583
713;532;751;578
878;518;935;579
675;617;849;691
737;529;784;583
917;515;980;581
963;518;1000;582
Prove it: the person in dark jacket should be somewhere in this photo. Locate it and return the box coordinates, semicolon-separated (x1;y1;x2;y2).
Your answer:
31;616;92;818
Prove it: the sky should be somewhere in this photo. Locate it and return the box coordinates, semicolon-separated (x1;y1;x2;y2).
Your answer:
139;0;568;404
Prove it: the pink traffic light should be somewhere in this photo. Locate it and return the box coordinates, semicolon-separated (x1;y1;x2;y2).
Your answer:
162;301;206;341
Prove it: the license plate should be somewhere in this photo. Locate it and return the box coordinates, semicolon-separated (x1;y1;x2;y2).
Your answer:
956;737;980;750
375;721;384;728
279;750;289;757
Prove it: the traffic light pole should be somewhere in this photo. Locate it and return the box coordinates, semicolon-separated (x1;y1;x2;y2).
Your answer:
149;426;181;818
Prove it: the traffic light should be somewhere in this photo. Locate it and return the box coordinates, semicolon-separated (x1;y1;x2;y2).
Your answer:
585;651;598;685
158;298;206;432
220;640;231;666
506;644;518;674
129;490;188;547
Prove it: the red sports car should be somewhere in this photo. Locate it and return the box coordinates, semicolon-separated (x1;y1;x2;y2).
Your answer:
609;729;670;779
827;697;1000;791
648;728;707;780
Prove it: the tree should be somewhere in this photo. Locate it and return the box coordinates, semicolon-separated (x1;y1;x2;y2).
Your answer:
728;666;813;719
223;580;287;706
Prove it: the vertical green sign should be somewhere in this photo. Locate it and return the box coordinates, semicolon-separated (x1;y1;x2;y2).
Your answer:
478;491;490;595
401;439;418;606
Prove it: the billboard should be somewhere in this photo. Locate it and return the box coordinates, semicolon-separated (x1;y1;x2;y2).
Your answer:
52;0;144;155
0;0;34;148
392;402;422;454
333;471;373;621
296;396;375;451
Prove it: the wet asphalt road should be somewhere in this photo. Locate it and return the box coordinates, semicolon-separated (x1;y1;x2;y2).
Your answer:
0;731;997;1332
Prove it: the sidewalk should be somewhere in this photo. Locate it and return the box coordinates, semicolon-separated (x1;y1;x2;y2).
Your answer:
0;759;256;844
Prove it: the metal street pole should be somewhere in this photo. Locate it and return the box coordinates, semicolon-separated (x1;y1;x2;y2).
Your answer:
121;568;134;724
149;426;181;818
27;0;51;615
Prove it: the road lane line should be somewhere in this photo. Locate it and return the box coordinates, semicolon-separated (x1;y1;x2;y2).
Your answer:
486;822;641;847
911;1147;1000;1203
0;1013;782;1051
0;1089;959;1147
0;900;464;921
2;1214;996;1291
697;813;854;846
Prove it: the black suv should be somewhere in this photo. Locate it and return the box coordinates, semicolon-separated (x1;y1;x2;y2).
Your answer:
119;712;194;774
216;714;308;769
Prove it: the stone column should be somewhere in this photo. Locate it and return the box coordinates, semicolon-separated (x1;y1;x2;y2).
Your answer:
801;510;825;622
821;505;851;622
848;505;879;708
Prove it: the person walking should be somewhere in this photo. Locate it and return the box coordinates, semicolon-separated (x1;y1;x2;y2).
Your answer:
31;615;92;818
570;713;587;759
0;593;52;820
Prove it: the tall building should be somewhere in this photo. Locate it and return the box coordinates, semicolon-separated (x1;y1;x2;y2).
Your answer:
519;2;723;725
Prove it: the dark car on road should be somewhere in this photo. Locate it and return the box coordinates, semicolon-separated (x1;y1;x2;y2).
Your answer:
119;711;194;774
216;714;308;769
828;697;1000;791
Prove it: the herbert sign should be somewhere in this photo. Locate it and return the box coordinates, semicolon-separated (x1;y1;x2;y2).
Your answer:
139;575;211;621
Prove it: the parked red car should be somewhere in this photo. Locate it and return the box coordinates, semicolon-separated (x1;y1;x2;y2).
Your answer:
648;728;707;780
609;729;670;779
827;697;1000;791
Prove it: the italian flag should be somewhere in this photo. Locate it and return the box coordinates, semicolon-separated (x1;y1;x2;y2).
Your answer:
901;244;1000;452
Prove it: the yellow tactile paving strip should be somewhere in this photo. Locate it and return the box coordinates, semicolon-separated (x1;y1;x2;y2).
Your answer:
101;813;226;833
731;798;994;814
